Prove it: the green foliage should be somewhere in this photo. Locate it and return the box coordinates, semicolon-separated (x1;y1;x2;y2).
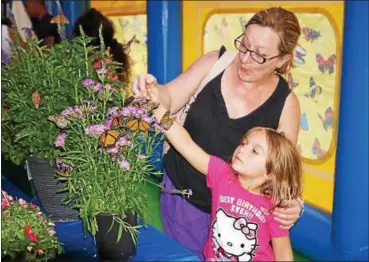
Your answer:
1;33;96;165
1;191;62;261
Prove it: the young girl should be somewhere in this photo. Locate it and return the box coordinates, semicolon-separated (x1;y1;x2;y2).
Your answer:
148;88;303;261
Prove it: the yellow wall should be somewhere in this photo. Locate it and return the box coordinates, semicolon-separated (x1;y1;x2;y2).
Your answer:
183;1;344;212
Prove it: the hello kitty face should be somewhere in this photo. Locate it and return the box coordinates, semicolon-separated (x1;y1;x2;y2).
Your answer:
212;209;258;261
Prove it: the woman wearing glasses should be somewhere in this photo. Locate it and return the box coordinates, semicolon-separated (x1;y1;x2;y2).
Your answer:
132;7;304;259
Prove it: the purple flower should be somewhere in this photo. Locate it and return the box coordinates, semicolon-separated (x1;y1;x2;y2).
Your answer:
55;133;66;147
152;123;164;132
107;107;119;117
107;147;118;154
83;100;92;105
104;118;112;129
92;82;102;92
61;107;75;117
137;154;145;160
85;125;107;135
142;115;154;123
73;106;83;119
82;79;95;87
116;137;128;147
119;160;130;170
119;108;131;117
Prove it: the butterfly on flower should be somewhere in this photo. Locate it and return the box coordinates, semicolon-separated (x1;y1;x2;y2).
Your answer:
99;129;126;148
50;14;69;25
32;91;41;109
48;114;69;129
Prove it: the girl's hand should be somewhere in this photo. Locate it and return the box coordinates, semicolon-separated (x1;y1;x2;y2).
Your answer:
273;198;303;229
131;74;158;98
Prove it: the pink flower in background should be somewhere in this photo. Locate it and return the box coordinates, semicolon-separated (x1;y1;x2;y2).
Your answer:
61;107;75;117
85;125;107;135
55;133;66;148
48;230;56;236
18;198;27;205
92;82;102;92
107;107;119;117
96;68;107;75
119;160;130;170
2;199;10;209
119;107;131;117
137;154;145;160
107;147;118;154
82;79;95;87
116;137;128;147
104;118;112;129
142;115;154;123
37;249;44;255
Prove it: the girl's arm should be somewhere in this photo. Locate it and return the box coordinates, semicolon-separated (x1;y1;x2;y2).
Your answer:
153;105;210;175
271;236;294;261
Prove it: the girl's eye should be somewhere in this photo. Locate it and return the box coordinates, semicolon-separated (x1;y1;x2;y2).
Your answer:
253;149;258;155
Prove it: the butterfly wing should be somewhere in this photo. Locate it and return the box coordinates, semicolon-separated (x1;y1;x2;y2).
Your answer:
111;117;124;128
100;129;121;148
300;113;309;131
126;119;139;132
138;120;151;134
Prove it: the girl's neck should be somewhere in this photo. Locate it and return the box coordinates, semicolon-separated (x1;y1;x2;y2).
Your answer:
237;175;265;195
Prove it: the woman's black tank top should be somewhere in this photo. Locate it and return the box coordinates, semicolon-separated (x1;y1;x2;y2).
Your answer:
163;46;291;213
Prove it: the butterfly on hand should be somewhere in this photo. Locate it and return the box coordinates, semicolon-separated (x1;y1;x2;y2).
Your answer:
316;54;336;74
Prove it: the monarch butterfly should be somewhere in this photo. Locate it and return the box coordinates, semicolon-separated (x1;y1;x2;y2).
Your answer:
48;114;69;129
126;119;151;134
99;129;124;148
111;117;124;128
32;91;41;109
51;14;69;25
160;111;174;130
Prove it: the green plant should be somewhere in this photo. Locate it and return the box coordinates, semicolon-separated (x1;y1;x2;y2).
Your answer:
52;59;165;243
1;21;97;165
1;190;62;261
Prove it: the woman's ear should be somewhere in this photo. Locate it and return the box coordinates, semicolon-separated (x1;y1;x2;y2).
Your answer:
277;54;292;69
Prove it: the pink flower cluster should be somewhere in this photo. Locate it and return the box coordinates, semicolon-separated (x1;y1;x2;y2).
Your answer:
55;133;66;148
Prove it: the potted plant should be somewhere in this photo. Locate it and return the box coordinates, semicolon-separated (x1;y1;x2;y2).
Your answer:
1;190;62;261
1;13;101;220
51;48;166;259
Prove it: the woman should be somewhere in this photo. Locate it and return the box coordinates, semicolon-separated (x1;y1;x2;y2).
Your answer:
72;8;132;87
132;7;304;258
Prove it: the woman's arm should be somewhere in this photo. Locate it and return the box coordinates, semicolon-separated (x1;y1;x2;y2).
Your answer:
274;91;304;228
271;236;294;261
153;104;210;175
132;50;220;114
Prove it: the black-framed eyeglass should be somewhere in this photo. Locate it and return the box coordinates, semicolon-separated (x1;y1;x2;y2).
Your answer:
234;34;281;64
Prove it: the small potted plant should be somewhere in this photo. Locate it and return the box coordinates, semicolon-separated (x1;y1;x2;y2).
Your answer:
1;190;63;261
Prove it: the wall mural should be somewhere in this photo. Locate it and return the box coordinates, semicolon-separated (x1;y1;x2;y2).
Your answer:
109;15;148;84
204;13;337;160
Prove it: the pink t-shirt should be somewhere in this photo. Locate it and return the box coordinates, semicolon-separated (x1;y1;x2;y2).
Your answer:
203;156;288;261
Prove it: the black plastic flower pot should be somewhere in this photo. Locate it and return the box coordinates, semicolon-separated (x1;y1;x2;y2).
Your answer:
26;157;79;221
95;212;138;261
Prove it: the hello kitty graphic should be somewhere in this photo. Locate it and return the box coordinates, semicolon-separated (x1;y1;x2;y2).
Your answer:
212;209;259;261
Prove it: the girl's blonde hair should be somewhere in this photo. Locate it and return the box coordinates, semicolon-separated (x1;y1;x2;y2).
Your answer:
242;127;303;208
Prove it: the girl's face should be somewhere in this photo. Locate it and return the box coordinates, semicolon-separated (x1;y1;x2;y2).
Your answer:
231;130;269;178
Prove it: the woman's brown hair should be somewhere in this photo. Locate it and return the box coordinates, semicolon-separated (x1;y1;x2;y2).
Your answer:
246;7;301;75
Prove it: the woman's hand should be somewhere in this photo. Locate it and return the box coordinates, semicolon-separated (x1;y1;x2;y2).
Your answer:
131;74;158;98
273;198;303;229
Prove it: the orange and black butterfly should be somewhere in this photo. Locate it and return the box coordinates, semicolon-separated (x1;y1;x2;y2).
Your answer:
51;14;69;25
111;117;124;128
316;54;336;74
126;119;151;134
99;129;125;148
